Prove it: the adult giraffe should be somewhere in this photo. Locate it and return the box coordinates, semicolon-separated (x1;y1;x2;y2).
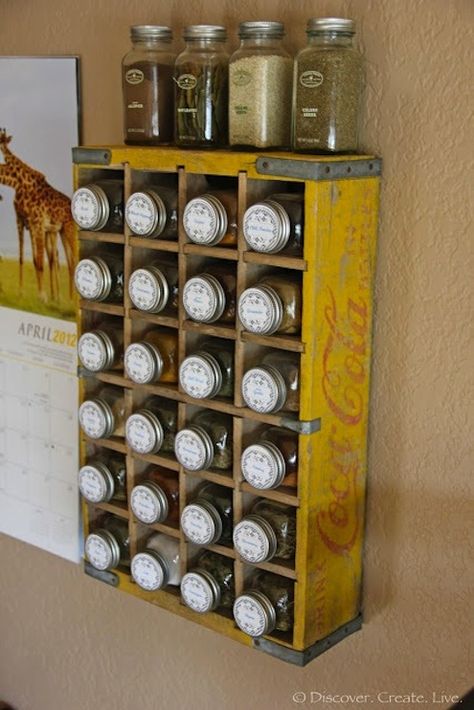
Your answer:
0;129;75;302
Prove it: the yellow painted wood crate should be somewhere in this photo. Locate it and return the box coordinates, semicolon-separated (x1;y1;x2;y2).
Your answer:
73;146;381;665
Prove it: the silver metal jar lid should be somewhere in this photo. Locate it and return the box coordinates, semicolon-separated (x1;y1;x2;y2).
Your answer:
124;342;164;384
125;190;168;238
179;352;222;399
183;25;227;41
131;550;169;591
243;200;291;254
71;185;110;231
79;397;115;439
174;425;214;471
181;499;223;545
307;17;355;34
125;410;164;455
239;21;285;39
233;514;278;563
233;590;277;637
78;461;115;503
238;285;283;335
181;569;221;613
78;330;115;372
183;274;226;323
183;195;228;245
241;365;287;413
85;530;121;571
131;25;173;41
74;257;113;301
241;441;286;490
131;482;169;524
128;266;170;312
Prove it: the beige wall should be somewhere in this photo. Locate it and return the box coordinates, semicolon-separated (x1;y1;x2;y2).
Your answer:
0;1;472;709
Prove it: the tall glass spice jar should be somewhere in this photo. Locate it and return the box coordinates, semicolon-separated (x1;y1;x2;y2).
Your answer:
79;386;125;440
238;273;302;335
180;482;233;546
174;410;233;472
181;551;234;613
71;180;124;233
122;26;175;145
78;454;127;504
125;185;178;239
131;533;181;591
241;426;298;490
78;323;123;373
130;467;179;525
293;18;363;153
229;22;293;149
243;193;304;255
183;263;236;324
74;252;124;303
179;339;234;400
124;329;178;385
233;499;296;563
242;350;300;413
175;26;228;148
85;515;130;571
125;397;177;456
234;571;294;637
182;190;237;247
128;258;178;313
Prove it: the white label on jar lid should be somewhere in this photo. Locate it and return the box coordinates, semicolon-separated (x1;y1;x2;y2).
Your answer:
78;400;108;439
124;343;156;384
238;288;275;334
181;504;215;545
125;193;156;236
241;445;280;490
233;519;270;563
243;204;280;253
181;572;213;613
128;269;160;311
131;485;161;524
179;356;215;399
71;188;100;230
74;259;103;300
131;553;165;591
85;534;113;571
183;278;218;322
78;465;107;503
233;594;268;637
78;333;107;372
174;429;209;471
241;368;279;413
125;413;160;455
183;199;218;244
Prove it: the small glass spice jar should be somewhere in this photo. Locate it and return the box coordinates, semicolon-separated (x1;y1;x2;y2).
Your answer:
175;25;228;148
174;410;233;471
78;454;127;504
130;467;179;525
238;273;302;335
233;499;296;564
242;350;300;413
233;570;294;637
131;533;181;591
74;253;124;303
128;258;178;313
124;329;178;385
79;386;125;440
183;190;237;246
78;324;123;373
181;551;234;613
243;193;304;255
125;185;178;239
293;18;363;153
183;263;236;324
179;339;234;400
71;180;124;233
229;22;293;149
85;515;130;571
241;427;298;490
180;482;233;546
122;25;176;146
125;396;177;456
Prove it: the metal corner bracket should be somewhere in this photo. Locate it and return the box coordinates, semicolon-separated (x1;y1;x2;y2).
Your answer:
73;147;112;165
256;156;382;181
281;416;321;435
84;561;119;587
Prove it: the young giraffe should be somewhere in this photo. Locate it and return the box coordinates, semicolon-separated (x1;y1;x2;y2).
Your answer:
0;129;75;302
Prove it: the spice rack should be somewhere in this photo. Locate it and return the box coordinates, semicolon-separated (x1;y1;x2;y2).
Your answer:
74;146;381;665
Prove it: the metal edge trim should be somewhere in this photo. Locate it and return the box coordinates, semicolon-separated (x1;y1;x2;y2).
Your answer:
256;157;382;181
73;147;112;165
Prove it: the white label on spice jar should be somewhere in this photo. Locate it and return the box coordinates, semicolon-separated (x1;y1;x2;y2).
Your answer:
233;519;270;563
78;400;108;439
183;199;218;245
179;356;215;399
238;288;275;334
78;465;107;503
299;70;323;88
181;504;216;545
181;572;213;613
241;368;279;413
131;552;165;591
71;189;100;230
174;430;208;471
126;68;145;85
183;278;218;322
243;204;280;253
124;343;156;384
125;193;157;236
125;413;161;455
131;485;161;524
177;74;197;90
78;333;107;372
233;595;268;637
128;269;160;311
85;534;113;571
241;444;280;490
74;259;103;300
